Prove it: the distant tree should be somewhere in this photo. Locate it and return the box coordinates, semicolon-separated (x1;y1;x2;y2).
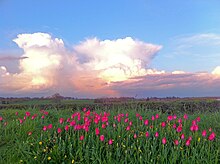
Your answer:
51;93;64;104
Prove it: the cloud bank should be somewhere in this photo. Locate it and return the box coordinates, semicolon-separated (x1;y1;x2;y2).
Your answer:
0;32;220;97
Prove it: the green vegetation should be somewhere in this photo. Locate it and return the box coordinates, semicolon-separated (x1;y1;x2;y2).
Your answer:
0;102;219;163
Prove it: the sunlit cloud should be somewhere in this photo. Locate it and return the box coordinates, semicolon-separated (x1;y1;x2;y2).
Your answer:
0;32;220;97
212;66;220;76
74;37;162;82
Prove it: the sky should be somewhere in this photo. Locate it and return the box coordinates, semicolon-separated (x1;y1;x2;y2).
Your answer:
1;0;220;98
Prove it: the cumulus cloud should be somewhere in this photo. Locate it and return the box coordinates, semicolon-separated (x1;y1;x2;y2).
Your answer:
212;66;220;76
12;33;67;88
74;37;162;82
0;33;163;97
1;32;220;97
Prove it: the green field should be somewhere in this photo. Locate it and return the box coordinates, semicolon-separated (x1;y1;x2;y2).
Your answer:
0;100;220;163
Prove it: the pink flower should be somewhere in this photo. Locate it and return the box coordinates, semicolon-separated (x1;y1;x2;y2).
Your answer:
173;115;177;120
28;131;32;136
178;118;182;123
102;124;106;129
176;126;182;133
25;112;31;117
85;110;90;116
100;135;105;141
117;116;121;122
66;118;71;123
180;134;185;140
108;139;113;145
19;119;23;124
59;118;64;124
124;118;128;123
65;125;69;131
102;116;108;123
155;114;159;119
188;136;192;141
80;135;84;141
139;116;143;121
47;124;53;129
155;132;159;138
173;124;177;129
144;119;149;126
57;128;62;134
129;121;132;126
161;122;166;128
41;115;45;119
134;133;137;139
202;130;207;137
74;124;82;130
145;131;149;138
43;126;47;131
95;128;100;135
44;111;49;115
126;113;128;117
162;137;166;144
15;112;18;116
77;114;81;121
192;120;196;125
126;126;130;131
0;117;3;121
196;116;200;122
151;116;155;121
183;114;188;120
208;132;216;141
84;126;89;132
174;140;179;146
186;139;190;146
70;121;76;126
167;115;173;121
190;124;199;132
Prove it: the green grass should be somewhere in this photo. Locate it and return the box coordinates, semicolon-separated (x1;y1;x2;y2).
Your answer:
6;99;94;105
0;107;219;163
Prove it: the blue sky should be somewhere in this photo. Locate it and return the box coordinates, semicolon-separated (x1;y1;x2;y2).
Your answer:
1;0;220;97
1;1;220;44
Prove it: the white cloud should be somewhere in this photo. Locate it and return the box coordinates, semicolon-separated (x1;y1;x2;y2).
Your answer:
12;33;68;88
179;33;220;46
212;66;220;76
13;33;64;49
74;37;162;82
0;66;9;76
172;71;185;74
0;33;163;96
1;32;220;97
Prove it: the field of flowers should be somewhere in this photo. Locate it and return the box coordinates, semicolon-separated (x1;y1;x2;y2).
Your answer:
0;107;219;163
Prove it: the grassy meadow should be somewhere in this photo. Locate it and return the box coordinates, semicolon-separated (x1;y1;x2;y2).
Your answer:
0;99;220;163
